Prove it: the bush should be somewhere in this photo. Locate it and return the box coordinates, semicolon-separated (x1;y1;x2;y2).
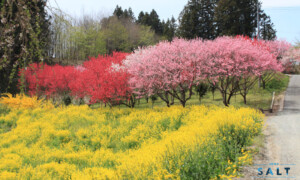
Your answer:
195;83;209;102
265;74;289;93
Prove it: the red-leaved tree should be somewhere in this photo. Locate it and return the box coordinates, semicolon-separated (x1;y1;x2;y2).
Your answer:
69;52;133;107
21;52;132;107
20;63;76;98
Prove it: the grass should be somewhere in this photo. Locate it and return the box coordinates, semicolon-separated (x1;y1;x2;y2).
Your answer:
0;104;12;134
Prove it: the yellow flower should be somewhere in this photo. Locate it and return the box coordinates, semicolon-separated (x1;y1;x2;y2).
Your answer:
0;103;263;179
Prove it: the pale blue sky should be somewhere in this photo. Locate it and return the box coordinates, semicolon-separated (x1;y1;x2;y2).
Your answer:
48;0;300;44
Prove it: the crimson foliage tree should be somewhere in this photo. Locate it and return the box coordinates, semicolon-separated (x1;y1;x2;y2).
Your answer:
22;52;133;107
78;52;133;107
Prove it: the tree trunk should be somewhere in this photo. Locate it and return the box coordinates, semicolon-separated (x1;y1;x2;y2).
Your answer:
181;101;186;107
243;95;247;104
262;80;266;89
130;98;135;108
166;102;170;107
170;95;174;105
146;97;149;103
222;91;228;106
157;92;171;107
227;93;233;105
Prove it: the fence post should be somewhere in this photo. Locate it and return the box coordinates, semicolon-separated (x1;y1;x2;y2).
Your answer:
270;92;275;113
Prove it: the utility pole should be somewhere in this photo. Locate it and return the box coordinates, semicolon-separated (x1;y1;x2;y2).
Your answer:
257;0;260;40
257;0;262;87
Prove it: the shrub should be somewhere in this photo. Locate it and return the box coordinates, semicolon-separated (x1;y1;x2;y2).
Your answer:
265;74;289;93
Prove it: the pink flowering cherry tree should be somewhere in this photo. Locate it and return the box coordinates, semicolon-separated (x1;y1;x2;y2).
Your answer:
281;47;300;73
202;36;282;106
261;39;291;88
265;39;292;60
125;39;204;107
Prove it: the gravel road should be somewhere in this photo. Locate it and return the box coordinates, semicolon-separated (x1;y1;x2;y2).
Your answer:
264;75;300;179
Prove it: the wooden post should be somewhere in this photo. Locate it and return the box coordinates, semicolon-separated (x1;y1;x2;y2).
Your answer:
270;92;275;113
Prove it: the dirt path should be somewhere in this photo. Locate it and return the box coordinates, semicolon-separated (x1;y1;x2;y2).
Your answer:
261;75;300;179
239;75;300;180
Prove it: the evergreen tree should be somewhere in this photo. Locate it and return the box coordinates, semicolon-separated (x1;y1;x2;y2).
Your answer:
178;0;217;39
123;9;130;19
162;17;177;41
0;0;50;94
214;0;275;39
113;6;135;21
127;8;135;20
137;11;145;24
213;0;276;39
113;5;123;18
136;10;163;34
214;0;258;37
149;9;163;34
260;13;276;40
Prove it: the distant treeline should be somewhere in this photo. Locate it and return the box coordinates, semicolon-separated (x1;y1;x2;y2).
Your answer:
48;7;176;64
49;0;277;63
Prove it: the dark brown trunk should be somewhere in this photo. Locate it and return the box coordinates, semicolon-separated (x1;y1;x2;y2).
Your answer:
222;91;228;106
146;97;149;103
227;93;233;105
166;102;170;107
181;101;186;107
243;95;247;104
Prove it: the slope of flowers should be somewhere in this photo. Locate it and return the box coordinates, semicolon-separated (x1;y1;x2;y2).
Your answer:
0;99;264;179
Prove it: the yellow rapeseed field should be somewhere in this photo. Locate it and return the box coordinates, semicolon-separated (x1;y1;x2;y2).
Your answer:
0;94;264;179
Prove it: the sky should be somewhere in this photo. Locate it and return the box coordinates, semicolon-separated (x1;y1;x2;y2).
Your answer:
48;0;300;44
